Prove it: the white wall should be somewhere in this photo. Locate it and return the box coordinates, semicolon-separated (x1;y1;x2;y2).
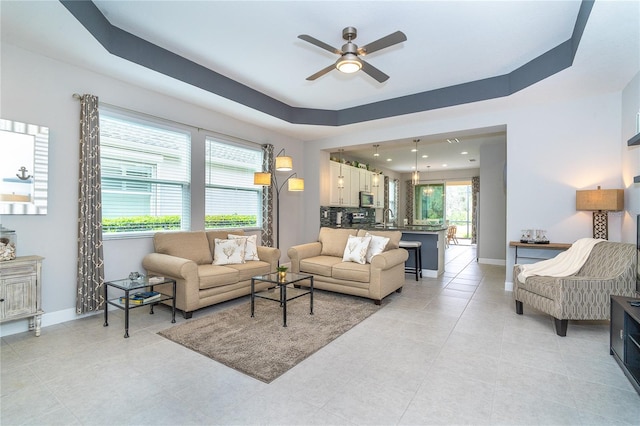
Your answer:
0;44;304;335
622;72;640;243
478;142;506;264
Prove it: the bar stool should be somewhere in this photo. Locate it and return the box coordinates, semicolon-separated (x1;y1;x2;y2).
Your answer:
399;240;422;281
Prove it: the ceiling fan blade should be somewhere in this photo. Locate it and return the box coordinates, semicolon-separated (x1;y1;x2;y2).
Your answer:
306;64;336;81
298;34;342;55
360;60;389;83
358;31;407;56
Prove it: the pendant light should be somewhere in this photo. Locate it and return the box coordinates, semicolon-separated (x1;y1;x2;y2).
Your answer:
337;149;345;189
412;139;420;185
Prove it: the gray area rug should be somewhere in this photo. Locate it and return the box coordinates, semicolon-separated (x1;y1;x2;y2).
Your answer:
158;290;381;383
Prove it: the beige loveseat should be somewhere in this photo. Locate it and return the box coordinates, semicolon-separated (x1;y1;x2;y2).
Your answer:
142;230;280;318
288;227;409;304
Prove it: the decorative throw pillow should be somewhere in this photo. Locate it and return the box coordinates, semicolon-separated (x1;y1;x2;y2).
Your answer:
213;238;246;265
228;234;259;261
365;232;390;263
342;235;372;265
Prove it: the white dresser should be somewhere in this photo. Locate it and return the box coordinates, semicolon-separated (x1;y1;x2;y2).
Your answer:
0;255;44;336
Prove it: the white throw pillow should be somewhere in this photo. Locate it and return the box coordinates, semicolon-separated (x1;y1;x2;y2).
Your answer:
213;238;246;265
365;232;390;263
342;235;372;265
228;234;259;261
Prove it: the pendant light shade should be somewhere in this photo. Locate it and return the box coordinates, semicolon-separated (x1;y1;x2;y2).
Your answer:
412;139;420;185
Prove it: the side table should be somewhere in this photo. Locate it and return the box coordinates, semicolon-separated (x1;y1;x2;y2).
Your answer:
251;272;313;327
509;241;572;264
0;255;44;336
104;276;176;338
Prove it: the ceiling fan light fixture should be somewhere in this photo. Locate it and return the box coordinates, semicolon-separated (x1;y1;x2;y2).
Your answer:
336;53;362;73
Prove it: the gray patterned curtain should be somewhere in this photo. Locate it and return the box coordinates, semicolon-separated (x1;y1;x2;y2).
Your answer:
405;180;414;225
76;94;104;314
261;144;274;247
471;176;480;244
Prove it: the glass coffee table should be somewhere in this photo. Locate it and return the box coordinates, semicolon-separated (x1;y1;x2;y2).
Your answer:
251;272;313;327
104;276;176;338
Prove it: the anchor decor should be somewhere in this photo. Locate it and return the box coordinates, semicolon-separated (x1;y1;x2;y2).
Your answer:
16;166;32;181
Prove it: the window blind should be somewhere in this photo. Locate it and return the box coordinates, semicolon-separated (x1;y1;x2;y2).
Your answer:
205;138;263;229
99;112;191;234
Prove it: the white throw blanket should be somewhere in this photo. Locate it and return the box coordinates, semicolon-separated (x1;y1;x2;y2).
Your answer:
517;238;604;282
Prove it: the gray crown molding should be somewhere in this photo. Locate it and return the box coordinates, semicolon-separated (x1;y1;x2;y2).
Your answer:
59;0;593;127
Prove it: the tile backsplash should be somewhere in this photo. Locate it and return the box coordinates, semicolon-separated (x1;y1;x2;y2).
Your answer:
320;206;376;228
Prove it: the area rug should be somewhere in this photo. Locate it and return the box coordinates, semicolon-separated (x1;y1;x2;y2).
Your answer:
158;290;381;383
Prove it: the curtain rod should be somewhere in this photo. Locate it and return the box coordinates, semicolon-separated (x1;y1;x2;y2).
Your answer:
71;93;261;147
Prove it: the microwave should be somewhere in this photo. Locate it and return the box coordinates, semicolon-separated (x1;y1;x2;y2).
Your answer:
359;191;374;208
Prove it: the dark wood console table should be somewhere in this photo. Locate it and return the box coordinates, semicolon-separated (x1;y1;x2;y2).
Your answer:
509;241;572;264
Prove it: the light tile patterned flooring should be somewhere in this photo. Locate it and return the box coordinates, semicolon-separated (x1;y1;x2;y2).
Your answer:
2;243;640;425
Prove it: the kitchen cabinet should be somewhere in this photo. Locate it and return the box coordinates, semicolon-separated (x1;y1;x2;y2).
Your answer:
372;173;385;208
329;161;358;206
358;168;372;192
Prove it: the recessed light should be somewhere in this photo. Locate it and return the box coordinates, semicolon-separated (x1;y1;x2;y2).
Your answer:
411;148;417;153
442;164;448;167
461;151;468;155
421;154;428;158
386;158;392;162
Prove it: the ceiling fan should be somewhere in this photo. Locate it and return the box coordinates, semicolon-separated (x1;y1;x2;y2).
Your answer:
298;27;407;83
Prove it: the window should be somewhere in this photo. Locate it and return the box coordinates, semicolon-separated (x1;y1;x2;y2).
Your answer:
100;111;191;235
388;178;398;218
205;138;263;229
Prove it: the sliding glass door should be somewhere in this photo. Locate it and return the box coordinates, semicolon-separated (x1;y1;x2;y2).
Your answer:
414;183;445;225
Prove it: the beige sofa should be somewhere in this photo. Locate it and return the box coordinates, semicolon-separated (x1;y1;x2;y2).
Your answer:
288;227;409;304
142;230;280;318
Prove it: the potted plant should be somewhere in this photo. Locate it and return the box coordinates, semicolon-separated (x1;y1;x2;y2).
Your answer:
276;265;288;281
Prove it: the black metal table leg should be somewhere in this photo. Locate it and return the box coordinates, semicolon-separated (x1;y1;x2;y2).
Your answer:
281;283;287;327
103;280;109;327
251;278;255;317
124;290;130;338
149;285;155;315
310;276;314;315
171;281;176;323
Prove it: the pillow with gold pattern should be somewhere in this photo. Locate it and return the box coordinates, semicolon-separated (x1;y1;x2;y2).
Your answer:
213;238;246;265
342;235;372;265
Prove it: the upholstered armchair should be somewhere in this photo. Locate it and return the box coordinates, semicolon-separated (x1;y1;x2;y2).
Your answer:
513;241;636;336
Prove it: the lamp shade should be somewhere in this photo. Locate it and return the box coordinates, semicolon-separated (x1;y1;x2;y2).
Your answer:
275;156;293;171
576;188;624;211
288;177;304;191
253;172;271;186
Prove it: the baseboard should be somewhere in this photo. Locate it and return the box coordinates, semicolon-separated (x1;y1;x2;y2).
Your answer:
478;258;506;266
0;306;105;338
422;269;439;278
504;281;514;291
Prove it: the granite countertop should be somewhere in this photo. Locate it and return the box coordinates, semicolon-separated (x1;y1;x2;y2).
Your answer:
335;224;448;232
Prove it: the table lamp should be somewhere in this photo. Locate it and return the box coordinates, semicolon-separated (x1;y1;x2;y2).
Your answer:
576;186;624;239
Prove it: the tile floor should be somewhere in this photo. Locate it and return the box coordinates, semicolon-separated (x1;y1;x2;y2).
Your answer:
2;244;639;425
